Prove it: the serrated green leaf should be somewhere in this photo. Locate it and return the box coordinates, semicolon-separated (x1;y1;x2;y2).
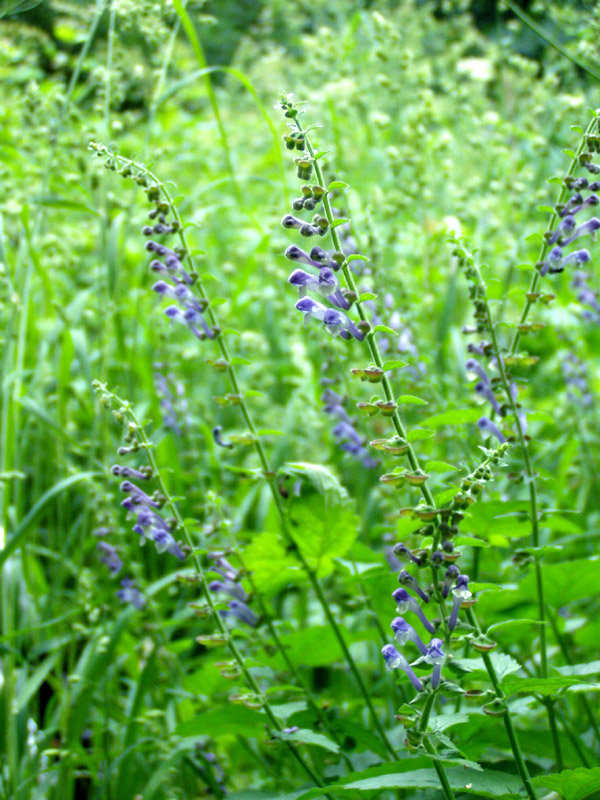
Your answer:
502;674;595;697
283;463;359;577
533;768;600;800
243;531;302;594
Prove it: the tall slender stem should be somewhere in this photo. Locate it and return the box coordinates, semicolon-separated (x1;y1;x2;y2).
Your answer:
92;149;396;759
293;117;538;799
109;396;328;790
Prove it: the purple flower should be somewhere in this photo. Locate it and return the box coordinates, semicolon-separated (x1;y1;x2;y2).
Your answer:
391;616;427;655
120;480;159;508
448;574;471;631
116;578;145;610
111;465;151;481
224;599;257;627
465;359;490;384
130;506;185;561
309;245;340;270
424;638;444;689
212;426;233;449
381;644;424;691
285;245;323;269
549;215;576;245
288;267;349;309
164;305;213;340
477;417;506;443
393;542;423;566
442;564;460;599
563;217;600;245
97;542;122;575
295;298;364;341
392;587;435;633
209;579;247;602
397;570;430;603
475;382;501;415
559;193;583;217
541;246;591;276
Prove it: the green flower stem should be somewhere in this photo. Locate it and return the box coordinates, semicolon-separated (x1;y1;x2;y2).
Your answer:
295;118;537;799
416;693;456;800
219;512;354;770
509;113;598;358
93;149;396;760
109;395;328;790
466;609;537;800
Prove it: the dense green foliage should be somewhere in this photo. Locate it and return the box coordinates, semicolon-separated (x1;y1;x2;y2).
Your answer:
1;1;600;799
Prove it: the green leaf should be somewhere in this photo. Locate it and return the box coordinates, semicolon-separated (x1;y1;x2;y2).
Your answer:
243;531;302;594
382;359;407;370
455;535;489;548
274;728;340;753
425;460;458;472
328;180;349;190
347;254;369;263
175;705;265;738
257;429;285;436
372;324;397;335
428;712;469;732
267;625;372;670
331;218;350;228
501;674;595;697
296;765;523;798
407;428;435;442
358;292;376;302
555;661;600;677
532;768;600;800
230;356;252;366
397;395;428;405
422;408;481;428
283;463;359;577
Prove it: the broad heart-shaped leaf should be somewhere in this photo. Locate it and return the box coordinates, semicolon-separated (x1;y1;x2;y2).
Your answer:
501;674;596;697
295;765;523;798
273;727;339;753
266;624;374;670
283;463;359;576
243;531;303;594
533;768;600;800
